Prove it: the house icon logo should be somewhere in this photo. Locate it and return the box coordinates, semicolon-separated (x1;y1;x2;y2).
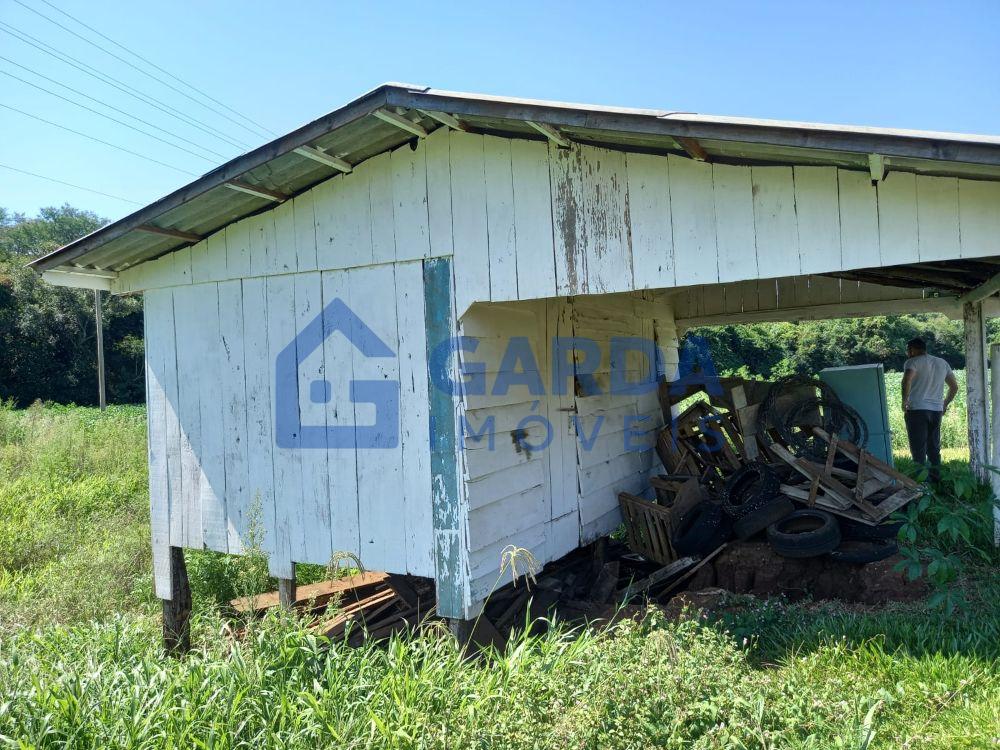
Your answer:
274;298;399;450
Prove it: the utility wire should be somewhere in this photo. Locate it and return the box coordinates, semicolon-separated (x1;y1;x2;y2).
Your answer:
0;54;229;159
37;0;278;138
0;102;197;176
0;162;143;205
12;0;272;140
0;22;252;150
1;69;219;162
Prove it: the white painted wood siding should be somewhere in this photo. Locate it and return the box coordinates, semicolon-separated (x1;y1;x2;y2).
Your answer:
458;294;674;604
142;262;435;578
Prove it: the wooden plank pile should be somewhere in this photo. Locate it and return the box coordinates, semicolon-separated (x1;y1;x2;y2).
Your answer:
231;572;437;646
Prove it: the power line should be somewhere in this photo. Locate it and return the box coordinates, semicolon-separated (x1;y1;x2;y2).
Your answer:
37;0;278;138
0;22;253;151
0;102;197;176
12;0;273;140
0;162;142;205
0;54;230;159
0;69;219;163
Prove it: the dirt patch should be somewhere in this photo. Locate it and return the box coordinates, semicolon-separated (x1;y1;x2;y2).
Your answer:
683;542;927;604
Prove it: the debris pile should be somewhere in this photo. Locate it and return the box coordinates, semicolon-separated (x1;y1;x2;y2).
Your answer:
618;374;924;590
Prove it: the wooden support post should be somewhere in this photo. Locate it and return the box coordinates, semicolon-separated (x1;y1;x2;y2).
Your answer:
448;617;476;645
162;546;192;655
990;343;1000;546
964;301;990;479
278;563;297;609
94;289;106;411
590;536;608;578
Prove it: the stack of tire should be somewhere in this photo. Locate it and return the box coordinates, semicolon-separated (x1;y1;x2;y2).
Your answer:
670;461;899;562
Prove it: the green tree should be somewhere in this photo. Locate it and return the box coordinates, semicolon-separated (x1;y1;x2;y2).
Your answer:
0;205;145;406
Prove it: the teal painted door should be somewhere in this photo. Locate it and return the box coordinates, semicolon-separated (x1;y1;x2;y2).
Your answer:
820;364;894;466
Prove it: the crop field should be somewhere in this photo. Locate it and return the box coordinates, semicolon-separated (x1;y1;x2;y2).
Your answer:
0;402;998;748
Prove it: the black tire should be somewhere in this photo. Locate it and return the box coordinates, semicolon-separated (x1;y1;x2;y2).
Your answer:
767;509;841;559
732;496;796;540
829;539;899;564
721;462;780;519
839;517;903;542
672;501;732;557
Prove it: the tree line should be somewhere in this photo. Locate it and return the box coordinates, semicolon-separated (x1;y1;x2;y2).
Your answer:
0;204;981;407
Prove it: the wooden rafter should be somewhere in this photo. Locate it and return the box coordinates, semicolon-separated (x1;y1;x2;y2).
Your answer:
225;180;288;203
294;146;353;173
676;136;709;162
416;109;469;131
527;121;571;147
958;268;1000;305
373;108;427;138
136;224;203;243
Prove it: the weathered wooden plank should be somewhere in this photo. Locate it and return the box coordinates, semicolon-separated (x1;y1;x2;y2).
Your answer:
271;200;298;274
319;268;361;560
450;132;489;315
349;263;406;572
959;179;1000;259
876;171;918;267
425;128;454;257
391;143;431;262
368;152;397;265
240;277;282;574
293;272;332;565
511;139;557;300
713;163;756;283
467;485;548;551
170;284;204;550
752;166;798;280
293;191;318;272
217;279;251;554
794;166;840;275
670;155;718;285
917;175;961;262
838;169;880;270
265;274;300;574
627;152;674;289
394;261;434;577
248;212;278;278
484;135;518;301
143;291;173;598
225;219;251;279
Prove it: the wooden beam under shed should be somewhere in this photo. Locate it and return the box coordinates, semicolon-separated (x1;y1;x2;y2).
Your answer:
373;108;428;138
417;109;469;131
294;146;353;173
225;180;288;203
136;224;203;243
958;269;1000;305
526;121;571;147
676;136;709;161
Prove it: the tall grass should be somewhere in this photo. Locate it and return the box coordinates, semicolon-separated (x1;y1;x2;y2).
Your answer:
0;608;997;749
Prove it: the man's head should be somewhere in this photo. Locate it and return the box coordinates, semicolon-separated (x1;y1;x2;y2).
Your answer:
907;337;927;358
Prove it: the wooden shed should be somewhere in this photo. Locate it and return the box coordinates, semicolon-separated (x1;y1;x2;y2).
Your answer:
31;84;1000;637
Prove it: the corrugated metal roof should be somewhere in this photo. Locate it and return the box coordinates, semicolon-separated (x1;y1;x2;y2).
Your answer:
30;83;1000;274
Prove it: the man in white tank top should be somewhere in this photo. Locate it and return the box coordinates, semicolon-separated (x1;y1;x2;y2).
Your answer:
901;337;958;482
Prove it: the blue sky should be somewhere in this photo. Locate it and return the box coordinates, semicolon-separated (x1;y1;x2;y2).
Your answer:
1;0;998;222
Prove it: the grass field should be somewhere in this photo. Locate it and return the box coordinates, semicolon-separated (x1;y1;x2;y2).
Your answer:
0;402;998;748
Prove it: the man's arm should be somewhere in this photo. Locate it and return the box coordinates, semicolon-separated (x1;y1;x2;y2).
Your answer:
944;371;959;412
902;368;915;411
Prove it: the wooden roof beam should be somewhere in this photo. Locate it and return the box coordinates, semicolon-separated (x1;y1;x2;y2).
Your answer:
136;224;203;243
225;180;288;203
527;120;571;147
294;146;353;173
958;269;1000;305
373;108;427;138
869;153;887;182
676;136;709;162
417;109;469;131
